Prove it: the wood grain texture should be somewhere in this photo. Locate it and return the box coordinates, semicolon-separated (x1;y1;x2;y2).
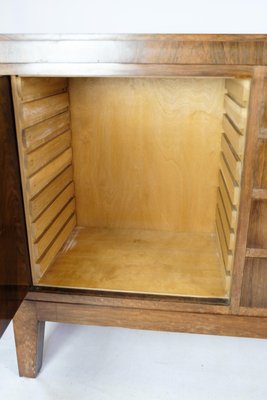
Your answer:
240;258;267;308
70;77;224;233
218;173;238;230
252;188;267;200
220;153;240;206
2;34;267;41
23;111;70;152
225;79;250;106
238;307;267;317
13;301;45;378
230;68;266;312
260;79;267;137
20;93;69;129
29;166;73;220
31;183;75;240
25;130;71;176
26;289;230;314
240;78;267;315
34;199;75;260
247;200;267;249
1;34;267;41
28;148;72;198
222;115;245;159
0;63;255;78
11;77;76;282
0;35;267;65
17;77;68;102
37;214;76;275
217;191;235;249
0;77;31;337
221;134;242;183
34;299;267;339
253;139;267;188
214;79;250;275
246;248;267;258
215;209;233;272
224;95;248;132
39;227;227;298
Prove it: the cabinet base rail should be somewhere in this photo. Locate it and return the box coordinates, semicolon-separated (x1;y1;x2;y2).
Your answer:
13;295;267;378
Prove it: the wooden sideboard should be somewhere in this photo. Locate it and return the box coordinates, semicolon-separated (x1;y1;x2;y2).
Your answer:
0;34;267;378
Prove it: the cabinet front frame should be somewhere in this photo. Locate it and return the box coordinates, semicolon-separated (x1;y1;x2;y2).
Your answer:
1;34;267;323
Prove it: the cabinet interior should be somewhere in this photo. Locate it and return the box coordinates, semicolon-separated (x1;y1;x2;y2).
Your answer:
11;76;251;299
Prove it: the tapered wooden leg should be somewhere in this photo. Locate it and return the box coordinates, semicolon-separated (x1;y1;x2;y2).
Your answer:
13;300;45;378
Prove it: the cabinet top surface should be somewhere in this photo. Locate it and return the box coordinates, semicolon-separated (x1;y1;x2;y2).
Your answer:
0;34;267;72
0;34;267;41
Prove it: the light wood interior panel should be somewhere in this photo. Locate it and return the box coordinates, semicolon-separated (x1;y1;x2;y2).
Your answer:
12;76;76;281
215;79;250;273
69;78;225;233
39;227;227;298
13;76;252;298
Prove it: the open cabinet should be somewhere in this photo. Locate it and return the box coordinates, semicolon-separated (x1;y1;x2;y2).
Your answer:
12;76;251;299
1;34;267;378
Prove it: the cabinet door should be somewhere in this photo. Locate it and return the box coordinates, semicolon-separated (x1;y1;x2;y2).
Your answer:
0;76;31;338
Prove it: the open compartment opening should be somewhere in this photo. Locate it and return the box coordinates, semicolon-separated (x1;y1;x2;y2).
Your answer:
11;76;251;299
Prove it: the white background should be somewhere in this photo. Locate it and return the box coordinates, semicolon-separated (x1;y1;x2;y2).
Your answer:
1;1;267;399
0;0;267;34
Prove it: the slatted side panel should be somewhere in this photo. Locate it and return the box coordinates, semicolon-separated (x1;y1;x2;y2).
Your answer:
11;76;76;282
216;79;251;273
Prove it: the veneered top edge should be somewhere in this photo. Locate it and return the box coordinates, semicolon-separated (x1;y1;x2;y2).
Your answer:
0;33;267;42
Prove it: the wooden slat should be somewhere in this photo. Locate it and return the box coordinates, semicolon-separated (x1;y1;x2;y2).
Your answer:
223;114;245;158
20;92;69;128
220;153;240;206
218;172;238;230
32;183;75;240
28;148;72;198
217;190;235;250
246;248;267;258
25;130;71;176
224;94;248;132
34;199;75;259
225;79;250;106
38;214;76;275
23;111;70;151
252;188;267;200
216;208;233;273
221;134;242;183
29;166;73;220
17;77;68;102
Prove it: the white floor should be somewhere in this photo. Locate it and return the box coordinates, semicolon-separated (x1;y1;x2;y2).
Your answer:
1;322;267;400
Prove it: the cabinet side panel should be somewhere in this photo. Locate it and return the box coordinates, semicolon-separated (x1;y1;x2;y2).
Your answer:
215;79;250;274
11;77;76;282
0;77;31;337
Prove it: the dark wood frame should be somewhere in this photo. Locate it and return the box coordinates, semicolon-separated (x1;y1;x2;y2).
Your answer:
1;34;267;378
